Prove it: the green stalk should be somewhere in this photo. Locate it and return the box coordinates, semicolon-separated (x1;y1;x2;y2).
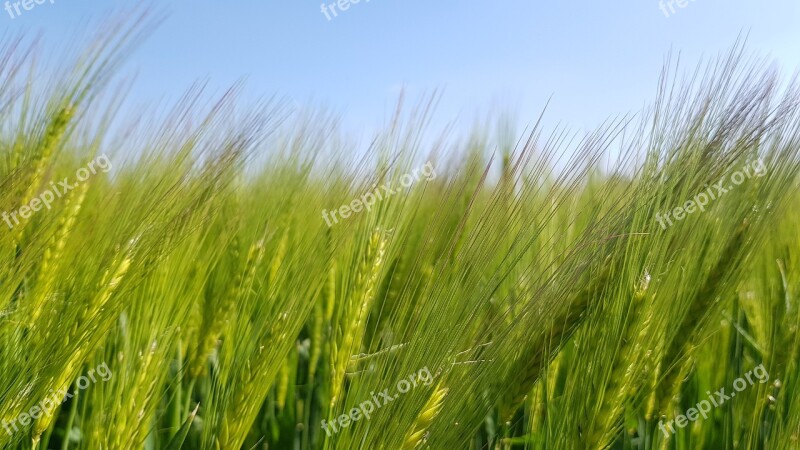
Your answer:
60;390;79;450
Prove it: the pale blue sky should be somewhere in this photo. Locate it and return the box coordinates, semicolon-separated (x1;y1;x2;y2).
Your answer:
3;0;800;139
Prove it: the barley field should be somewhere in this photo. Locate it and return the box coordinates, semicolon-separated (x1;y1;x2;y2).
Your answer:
1;24;799;450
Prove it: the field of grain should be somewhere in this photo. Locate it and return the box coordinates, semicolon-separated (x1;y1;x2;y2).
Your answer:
1;27;799;450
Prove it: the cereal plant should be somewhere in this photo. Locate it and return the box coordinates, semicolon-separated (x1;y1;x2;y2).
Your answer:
0;22;799;450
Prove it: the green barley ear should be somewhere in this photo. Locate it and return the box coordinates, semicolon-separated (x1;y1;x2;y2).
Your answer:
519;350;564;441
25;103;75;191
92;243;135;315
500;261;611;422
401;382;449;450
33;245;133;441
656;220;748;417
330;230;387;411
310;256;335;407
269;229;289;284
13;104;75;244
645;361;661;421
116;339;161;444
29;180;90;328
528;381;546;435
309;297;325;382
276;353;291;411
189;238;264;379
588;272;653;450
325;259;337;323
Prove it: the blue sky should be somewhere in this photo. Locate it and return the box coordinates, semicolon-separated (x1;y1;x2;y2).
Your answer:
3;0;800;140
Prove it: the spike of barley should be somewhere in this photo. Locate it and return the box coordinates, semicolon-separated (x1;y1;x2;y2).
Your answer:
401;382;449;450
277;353;291;410
330;231;387;412
588;272;653;449
189;238;263;379
500;261;611;422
